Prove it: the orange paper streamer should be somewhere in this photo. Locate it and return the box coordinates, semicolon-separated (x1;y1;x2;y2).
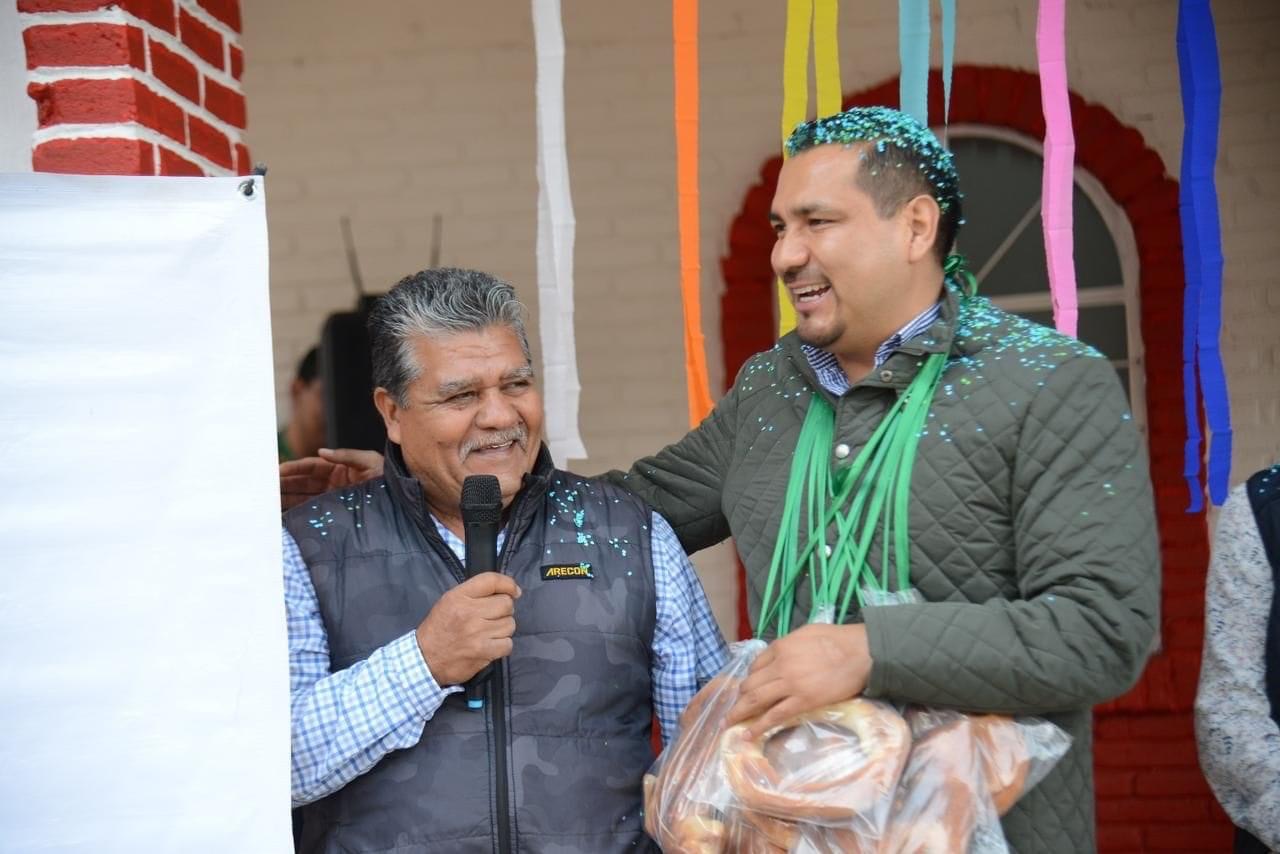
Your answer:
674;0;714;426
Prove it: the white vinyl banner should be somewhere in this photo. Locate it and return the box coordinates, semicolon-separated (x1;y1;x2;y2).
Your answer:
0;174;289;853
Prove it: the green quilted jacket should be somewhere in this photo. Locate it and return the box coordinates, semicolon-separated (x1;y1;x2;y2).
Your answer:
609;286;1160;853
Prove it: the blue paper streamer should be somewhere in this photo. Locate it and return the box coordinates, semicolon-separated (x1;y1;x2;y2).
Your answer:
941;0;955;126
899;0;930;125
1177;0;1232;509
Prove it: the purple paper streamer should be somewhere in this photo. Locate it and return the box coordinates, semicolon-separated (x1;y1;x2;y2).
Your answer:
1177;0;1231;509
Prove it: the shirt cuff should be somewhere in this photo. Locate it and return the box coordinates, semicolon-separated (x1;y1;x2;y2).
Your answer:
861;606;893;699
386;630;461;712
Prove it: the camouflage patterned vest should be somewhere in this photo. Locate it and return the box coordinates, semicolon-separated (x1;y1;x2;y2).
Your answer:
286;445;658;854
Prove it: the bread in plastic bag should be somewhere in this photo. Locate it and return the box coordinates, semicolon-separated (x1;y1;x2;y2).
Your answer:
723;806;795;853
644;595;1074;853
875;714;998;853
643;640;766;852
721;696;910;833
902;705;1073;817
644;640;910;852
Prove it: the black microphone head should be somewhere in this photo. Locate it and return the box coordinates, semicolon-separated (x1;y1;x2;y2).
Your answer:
461;475;503;526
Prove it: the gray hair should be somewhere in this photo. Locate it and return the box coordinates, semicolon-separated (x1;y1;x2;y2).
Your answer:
368;267;531;404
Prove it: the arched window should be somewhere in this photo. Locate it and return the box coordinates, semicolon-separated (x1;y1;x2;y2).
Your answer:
945;125;1146;434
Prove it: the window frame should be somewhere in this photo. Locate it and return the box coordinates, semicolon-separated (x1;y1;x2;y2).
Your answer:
942;123;1148;437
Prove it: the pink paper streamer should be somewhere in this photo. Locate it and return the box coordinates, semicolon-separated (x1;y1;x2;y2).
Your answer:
1036;0;1078;337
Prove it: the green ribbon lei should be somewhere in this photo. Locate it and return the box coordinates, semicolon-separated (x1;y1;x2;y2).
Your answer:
756;261;975;639
944;252;978;298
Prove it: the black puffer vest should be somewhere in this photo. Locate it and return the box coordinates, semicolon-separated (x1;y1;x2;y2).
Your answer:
286;445;658;853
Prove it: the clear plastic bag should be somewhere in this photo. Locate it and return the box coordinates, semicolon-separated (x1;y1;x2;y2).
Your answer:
788;709;1072;854
721;696;910;834
723;807;796;853
644;599;1074;853
644;640;910;852
905;704;1073;797
865;589;1073;850
876;714;1000;853
643;640;765;852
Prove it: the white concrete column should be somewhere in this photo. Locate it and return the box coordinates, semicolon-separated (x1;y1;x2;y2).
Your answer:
0;3;36;172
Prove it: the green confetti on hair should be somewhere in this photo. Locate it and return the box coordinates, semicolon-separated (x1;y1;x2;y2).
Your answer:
786;106;959;214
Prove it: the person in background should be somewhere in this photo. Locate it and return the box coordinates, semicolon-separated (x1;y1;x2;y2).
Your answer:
280;446;382;510
1196;462;1280;853
278;346;326;463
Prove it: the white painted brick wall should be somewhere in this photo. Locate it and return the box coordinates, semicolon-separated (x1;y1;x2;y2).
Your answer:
242;0;1279;637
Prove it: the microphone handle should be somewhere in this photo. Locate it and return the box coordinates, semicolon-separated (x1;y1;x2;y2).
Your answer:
462;520;500;711
465;671;490;710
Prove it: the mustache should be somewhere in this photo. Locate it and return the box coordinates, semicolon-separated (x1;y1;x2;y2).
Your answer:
781;268;826;286
460;425;529;458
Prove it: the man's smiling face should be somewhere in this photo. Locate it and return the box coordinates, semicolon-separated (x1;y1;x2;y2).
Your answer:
769;144;916;359
376;325;544;520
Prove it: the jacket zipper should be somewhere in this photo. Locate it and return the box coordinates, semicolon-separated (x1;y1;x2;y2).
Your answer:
489;487;535;854
491;642;513;854
409;472;542;854
393;450;553;854
423;494;532;854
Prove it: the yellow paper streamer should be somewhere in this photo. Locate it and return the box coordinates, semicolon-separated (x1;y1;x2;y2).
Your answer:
814;0;842;118
777;0;812;337
777;0;841;337
780;0;813;147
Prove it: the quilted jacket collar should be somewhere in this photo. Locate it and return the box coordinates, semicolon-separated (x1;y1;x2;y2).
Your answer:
780;279;977;397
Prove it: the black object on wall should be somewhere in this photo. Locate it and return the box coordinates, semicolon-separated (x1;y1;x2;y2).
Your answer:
320;294;385;452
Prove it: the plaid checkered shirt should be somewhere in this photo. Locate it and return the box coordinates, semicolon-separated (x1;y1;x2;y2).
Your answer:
800;300;942;395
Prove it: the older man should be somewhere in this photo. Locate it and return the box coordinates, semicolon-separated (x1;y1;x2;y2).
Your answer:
284;268;725;853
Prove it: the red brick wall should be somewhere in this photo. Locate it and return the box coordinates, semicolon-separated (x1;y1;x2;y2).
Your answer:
719;66;1233;852
18;0;248;176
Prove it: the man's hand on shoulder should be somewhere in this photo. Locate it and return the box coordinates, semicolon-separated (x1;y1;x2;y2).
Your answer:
726;623;873;738
416;573;522;687
280;448;385;510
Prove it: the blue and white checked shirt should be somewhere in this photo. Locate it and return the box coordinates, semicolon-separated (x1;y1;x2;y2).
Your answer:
285;512;727;806
800;301;942;396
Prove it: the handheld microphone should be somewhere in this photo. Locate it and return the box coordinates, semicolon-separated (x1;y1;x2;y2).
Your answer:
460;474;503;711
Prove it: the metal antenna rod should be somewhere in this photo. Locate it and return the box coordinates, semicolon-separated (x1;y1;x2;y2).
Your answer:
339;214;364;299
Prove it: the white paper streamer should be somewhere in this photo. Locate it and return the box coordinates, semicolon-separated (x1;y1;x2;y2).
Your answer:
532;0;586;464
0;173;288;853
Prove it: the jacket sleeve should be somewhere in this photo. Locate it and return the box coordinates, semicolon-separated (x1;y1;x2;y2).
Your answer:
600;379;740;556
862;355;1161;713
1194;487;1280;849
